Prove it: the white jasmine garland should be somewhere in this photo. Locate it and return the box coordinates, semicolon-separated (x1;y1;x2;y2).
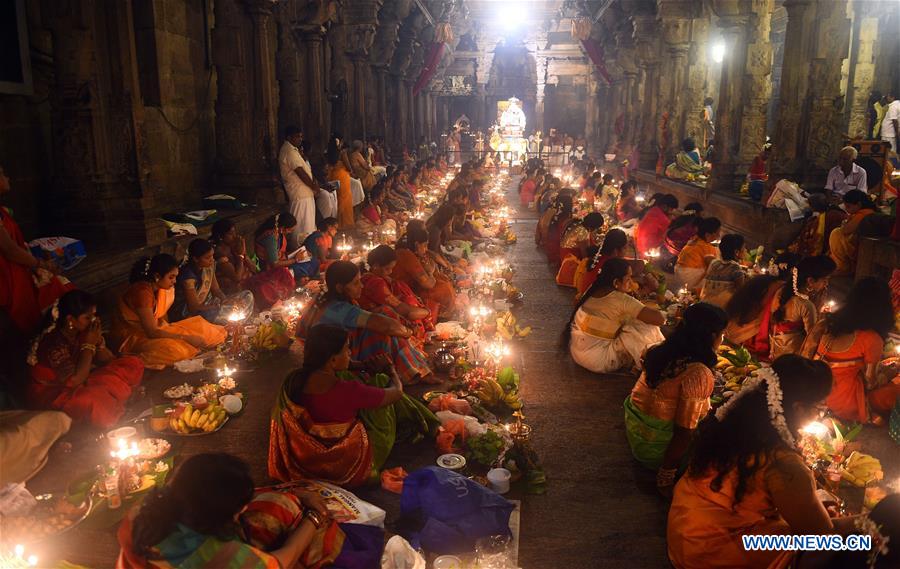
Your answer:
791;267;809;301
714;366;796;448
854;514;890;567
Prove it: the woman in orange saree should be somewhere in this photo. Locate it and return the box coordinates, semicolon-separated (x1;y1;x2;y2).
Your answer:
828;189;876;275
668;355;859;569
326;137;355;229
269;325;436;486
111;255;227;369
392;227;455;321
801;277;896;423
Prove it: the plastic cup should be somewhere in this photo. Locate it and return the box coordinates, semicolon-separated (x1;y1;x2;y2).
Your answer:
487;467;511;494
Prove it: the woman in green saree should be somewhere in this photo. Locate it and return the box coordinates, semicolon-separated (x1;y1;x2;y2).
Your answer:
269;324;437;487
623;302;728;496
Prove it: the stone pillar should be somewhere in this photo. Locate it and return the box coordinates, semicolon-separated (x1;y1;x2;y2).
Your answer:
341;1;379;140
535;56;547;133
584;73;598;152
682;17;712;144
45;0;164;249
615;28;640;148
770;0;850;187
213;0;280;203
659;7;692;158
845;3;881;138
296;25;328;154
373;65;388;138
634;15;661;169
708;0;775;194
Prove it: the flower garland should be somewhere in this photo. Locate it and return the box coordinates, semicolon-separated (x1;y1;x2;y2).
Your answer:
715;366;796;448
791;267;809;301
854;514;890;567
26;299;60;366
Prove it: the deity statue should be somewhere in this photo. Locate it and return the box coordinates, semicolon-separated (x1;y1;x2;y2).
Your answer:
499;97;527;137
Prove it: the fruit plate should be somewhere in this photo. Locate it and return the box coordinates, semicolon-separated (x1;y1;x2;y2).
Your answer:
171;415;229;437
136;437;172;459
0;493;93;544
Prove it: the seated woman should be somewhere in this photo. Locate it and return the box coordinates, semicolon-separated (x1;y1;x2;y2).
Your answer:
119;452;329;569
576;228;628;296
302;217;339;271
519;169;542;208
356;183;399;238
562;258;666;374
170;239;226;323
541;192;575;266
789;192;847;257
210;219;259;295
725;256;835;360
111;255;227;369
829;189;877;275
298;261;434;384
349;140;375;192
593;174;619;220
700;234;747;308
392;227;456;322
674;217;722;293
801;277;898;423
27;290;144;428
624;303;728;484
556;213;605;288
615;180;641;223
665;137;708;182
255;212;318;282
667;355;856;569
1;164;74;334
362;245;432;340
635;194;678;258
270;325;437;486
663;202;703;270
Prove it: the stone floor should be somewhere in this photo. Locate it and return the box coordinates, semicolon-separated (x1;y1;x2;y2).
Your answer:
22;180;900;568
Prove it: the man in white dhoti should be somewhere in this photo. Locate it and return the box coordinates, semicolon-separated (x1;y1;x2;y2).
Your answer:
278;126;320;246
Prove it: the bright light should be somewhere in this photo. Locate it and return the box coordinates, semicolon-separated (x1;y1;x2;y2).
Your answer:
499;3;526;31
711;40;725;63
801;421;830;439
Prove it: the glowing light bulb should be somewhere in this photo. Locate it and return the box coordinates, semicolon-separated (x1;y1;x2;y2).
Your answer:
712;40;726;63
801;421;830;439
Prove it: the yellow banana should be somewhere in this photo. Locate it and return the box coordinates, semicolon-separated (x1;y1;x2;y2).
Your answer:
180;404;193;424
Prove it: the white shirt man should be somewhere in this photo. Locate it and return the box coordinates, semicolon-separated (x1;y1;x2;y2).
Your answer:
825;147;867;197
881;96;900;154
278;129;317;243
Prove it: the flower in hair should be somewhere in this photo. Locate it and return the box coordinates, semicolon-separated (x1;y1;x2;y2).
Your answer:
144;258;152;275
854;514;890;566
715;366;795;448
791;267;809;301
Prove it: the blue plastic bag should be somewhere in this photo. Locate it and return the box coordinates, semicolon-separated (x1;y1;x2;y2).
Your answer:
399;466;514;554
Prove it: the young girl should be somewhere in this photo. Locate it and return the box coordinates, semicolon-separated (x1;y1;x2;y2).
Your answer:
28;290;144;427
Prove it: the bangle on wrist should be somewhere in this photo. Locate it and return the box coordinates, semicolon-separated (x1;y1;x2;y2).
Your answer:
656;467;677;487
80;344;97;353
303;508;325;529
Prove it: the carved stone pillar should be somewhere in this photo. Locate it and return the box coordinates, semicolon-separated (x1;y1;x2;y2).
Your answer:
682;17;711;144
845;3;881;139
659;9;692;158
341;1;380;140
296;25;328;154
535;56;548;133
708;0;775;193
634;15;662;169
584;73;599;152
213;0;280;203
45;0;162;248
615;27;640;148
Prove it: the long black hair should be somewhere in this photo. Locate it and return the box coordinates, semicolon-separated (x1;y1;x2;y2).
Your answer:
643;302;728;388
186;238;213;262
560;257;631;350
28;290;98;366
287;324;349;401
725;252;800;325
825;276;894;338
638;193;678;220
132;453;254;555
718;234;744;262
842;189;876;210
323;260;359;303
771;256;836;323
129;254;179;284
688;354;833;506
255;212;296;238
210;219;235;243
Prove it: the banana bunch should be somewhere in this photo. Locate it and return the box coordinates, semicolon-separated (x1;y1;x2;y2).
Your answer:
495;311;532;340
250;322;290;351
502;390;523;410
474;378;504;407
840;451;883;487
168;403;228;434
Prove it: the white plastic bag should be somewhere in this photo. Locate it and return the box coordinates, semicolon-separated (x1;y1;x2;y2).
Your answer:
381;535;426;569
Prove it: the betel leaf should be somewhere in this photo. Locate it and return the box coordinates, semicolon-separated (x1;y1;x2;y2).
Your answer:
496;366;519;392
722;346;752;367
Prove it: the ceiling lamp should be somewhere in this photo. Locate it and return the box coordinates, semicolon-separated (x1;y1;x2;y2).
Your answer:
711;39;725;63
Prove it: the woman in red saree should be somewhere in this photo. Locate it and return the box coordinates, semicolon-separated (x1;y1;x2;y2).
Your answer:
392;227;456;321
362;245;432;340
250;213;302;307
28;290;144;428
634;194;678;258
801;277;899;423
269;325;407;487
542;192;574;267
0;165;74;334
